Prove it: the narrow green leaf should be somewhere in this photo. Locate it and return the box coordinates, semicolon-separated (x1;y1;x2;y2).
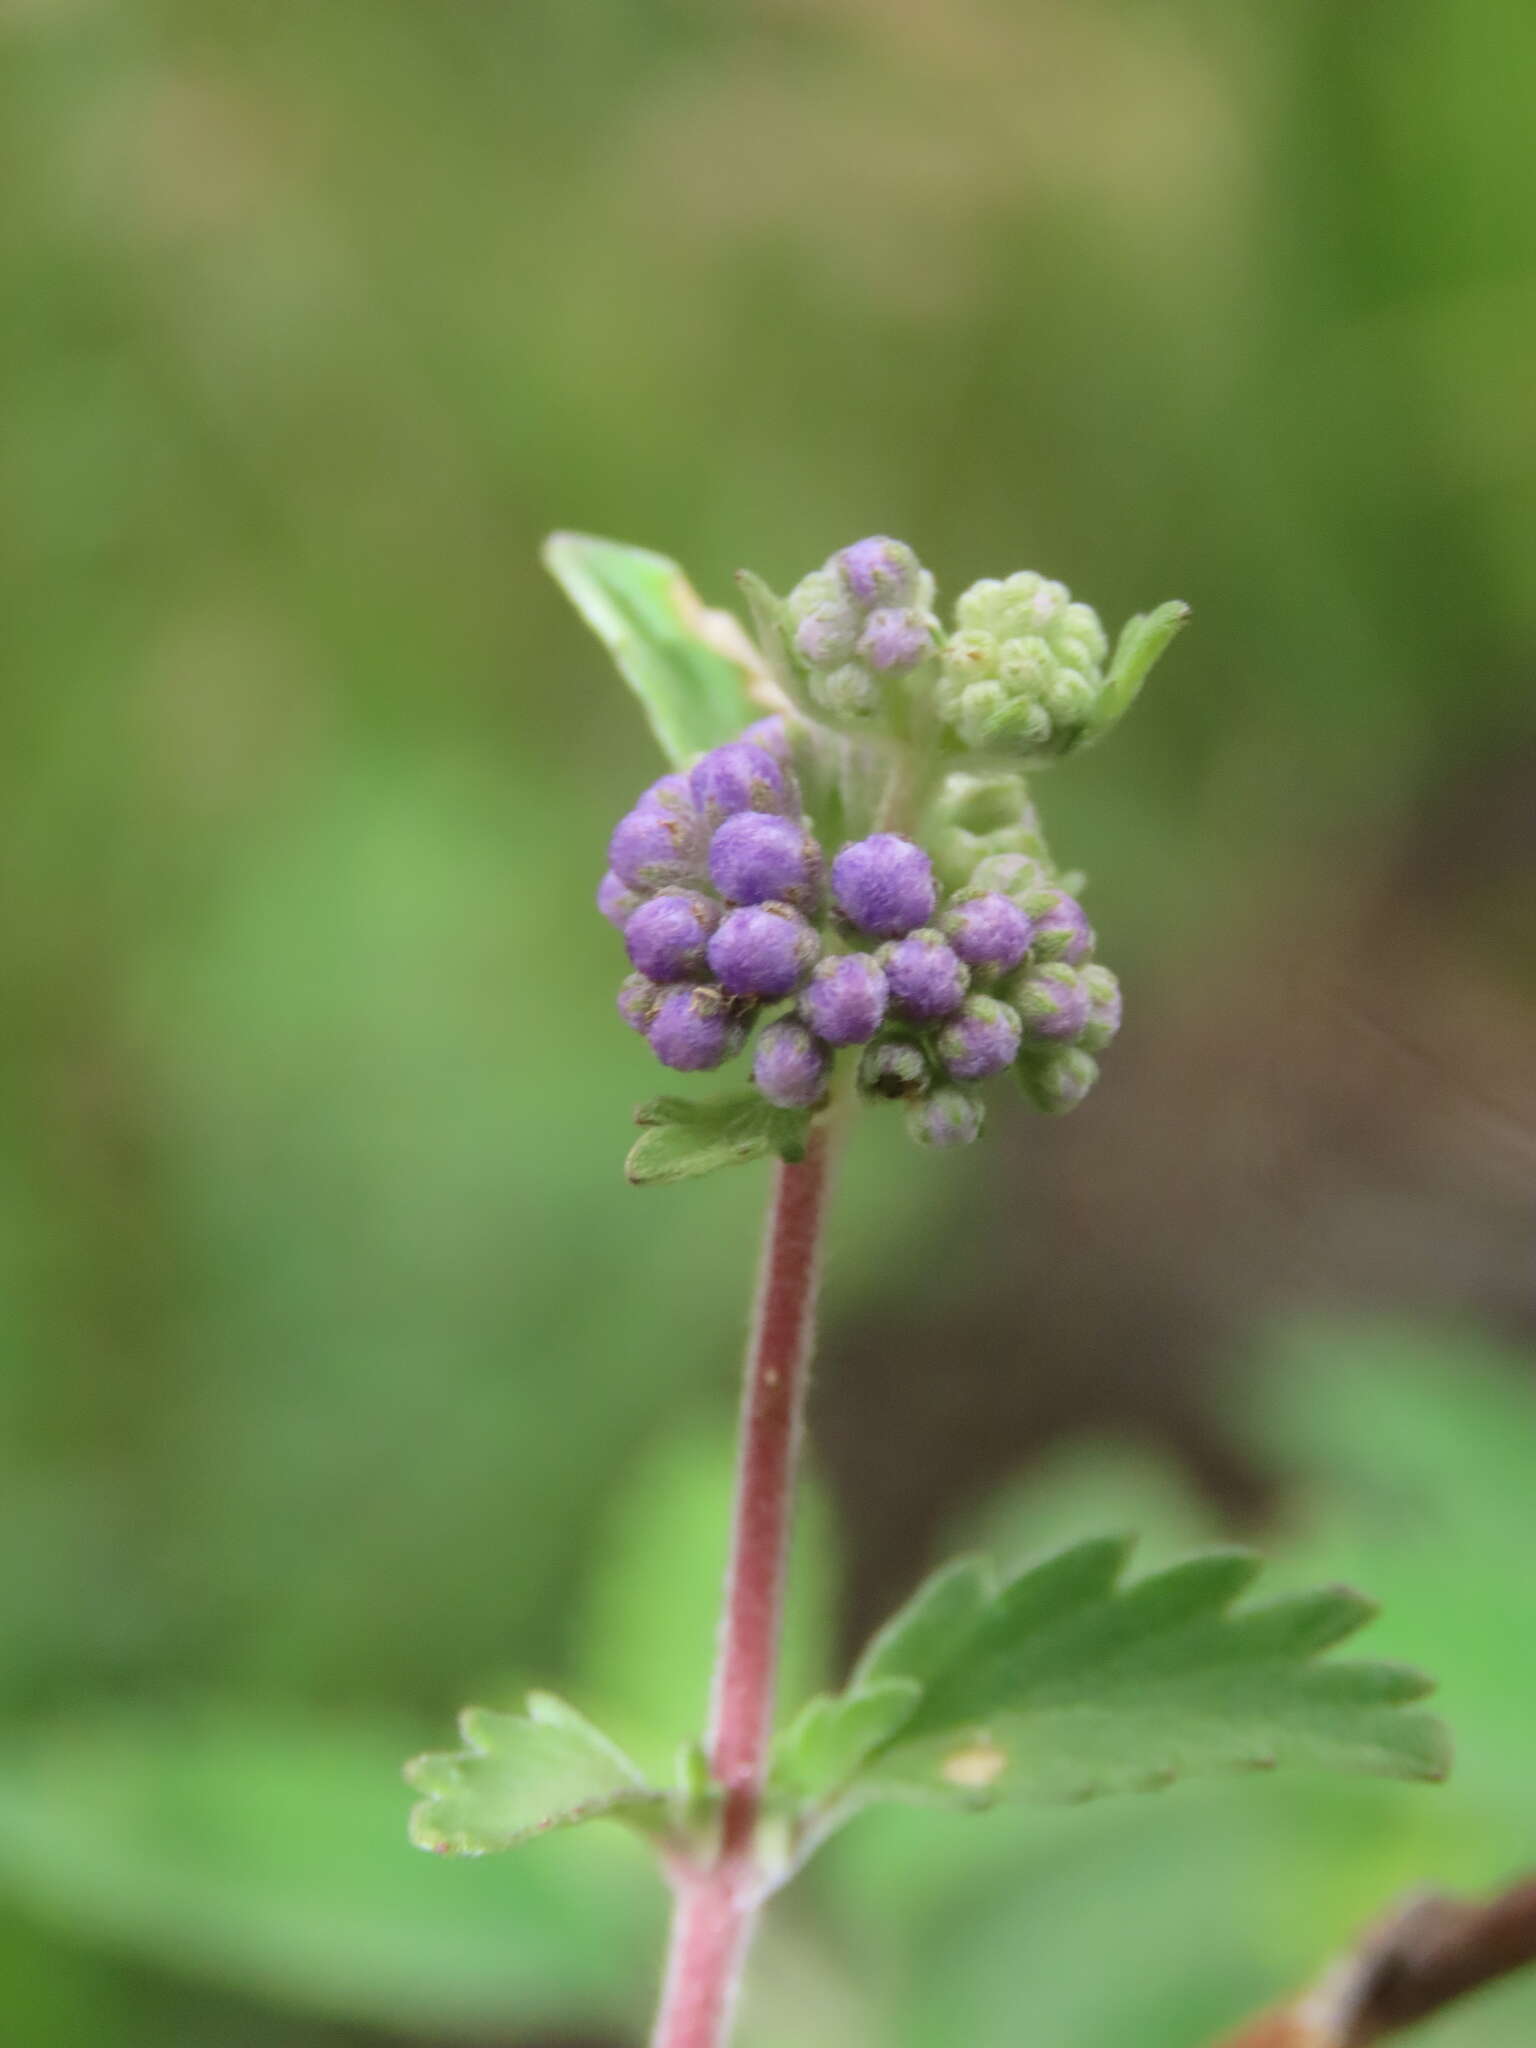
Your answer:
405;1694;665;1856
1085;599;1191;744
543;532;752;767
821;1538;1448;1821
626;1091;811;1186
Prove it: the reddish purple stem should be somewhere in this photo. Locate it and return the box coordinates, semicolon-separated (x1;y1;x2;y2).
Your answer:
648;1127;836;2048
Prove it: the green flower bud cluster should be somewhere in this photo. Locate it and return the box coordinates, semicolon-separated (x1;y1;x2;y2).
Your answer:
936;572;1112;758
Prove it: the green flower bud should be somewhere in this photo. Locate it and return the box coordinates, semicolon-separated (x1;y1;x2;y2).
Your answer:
857;1035;930;1102
904;1083;985;1148
1016;1046;1099;1114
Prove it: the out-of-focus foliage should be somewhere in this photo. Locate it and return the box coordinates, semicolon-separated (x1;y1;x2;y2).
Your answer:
2;0;1533;2042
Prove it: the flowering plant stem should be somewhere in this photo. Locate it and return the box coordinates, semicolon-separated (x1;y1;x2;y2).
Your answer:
649;1116;839;2048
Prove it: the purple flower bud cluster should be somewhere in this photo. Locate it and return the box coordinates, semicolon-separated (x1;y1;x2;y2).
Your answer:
599;727;824;1075
599;725;1124;1140
785;538;939;724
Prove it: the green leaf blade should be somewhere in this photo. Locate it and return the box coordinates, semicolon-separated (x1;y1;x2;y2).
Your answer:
817;1538;1448;1824
543;533;753;768
626;1091;811;1186
405;1695;665;1856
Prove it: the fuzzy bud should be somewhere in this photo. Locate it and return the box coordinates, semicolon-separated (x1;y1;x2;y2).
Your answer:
1018;1047;1099;1114
1077;964;1123;1052
708;812;821;909
831;834;937;938
940;891;1035;974
646;985;749;1072
794;603;861;669
753;1017;832;1109
608;777;704;890
688;741;793;831
936;996;1023;1080
879;928;970;1021
707;902;821;999
617;972;663;1035
624;889;721;983
966;851;1050;901
905;1084;985;1148
836;536;923;610
598;870;644;931
1028;890;1095;965
740;715;793;760
798;953;888;1046
811;661;884;721
858;607;932;675
857;1036;930;1101
1009;962;1090;1043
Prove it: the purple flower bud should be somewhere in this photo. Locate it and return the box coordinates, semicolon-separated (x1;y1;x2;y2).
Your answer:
858;1037;930;1100
646;985;749;1072
798;953;888;1046
1029;890;1095;965
1078;965;1122;1052
688;741;792;830
637;771;694;816
753;1017;831;1108
598;869;644;931
830;834;937;938
624;890;722;983
707;902;820;999
1009;963;1090;1042
879;928;970;1021
741;716;792;759
836;536;920;610
608;802;703;891
617;972;663;1035
936;996;1023;1080
858;607;931;675
940;891;1035;973
708;811;820;909
905;1085;985;1148
1017;1047;1098;1114
794;604;860;668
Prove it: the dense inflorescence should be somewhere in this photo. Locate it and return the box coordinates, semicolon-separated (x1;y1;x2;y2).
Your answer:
935;571;1113;757
597;712;1121;1147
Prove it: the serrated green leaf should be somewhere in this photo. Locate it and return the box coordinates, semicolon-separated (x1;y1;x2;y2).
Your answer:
626;1090;811;1186
405;1694;665;1855
543;532;752;767
849;1556;995;1691
828;1538;1447;1818
772;1680;923;1804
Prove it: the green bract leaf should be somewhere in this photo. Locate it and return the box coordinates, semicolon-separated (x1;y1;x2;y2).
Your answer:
626;1091;811;1186
820;1538;1448;1819
405;1693;666;1856
1086;599;1191;744
543;532;754;767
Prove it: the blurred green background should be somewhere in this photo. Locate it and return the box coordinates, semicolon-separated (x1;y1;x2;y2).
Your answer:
2;0;1534;2042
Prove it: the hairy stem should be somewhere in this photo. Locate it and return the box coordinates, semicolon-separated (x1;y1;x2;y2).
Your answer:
648;1121;838;2048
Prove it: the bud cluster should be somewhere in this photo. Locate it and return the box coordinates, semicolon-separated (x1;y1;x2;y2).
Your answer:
599;717;1121;1148
936;571;1112;758
785;537;940;724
